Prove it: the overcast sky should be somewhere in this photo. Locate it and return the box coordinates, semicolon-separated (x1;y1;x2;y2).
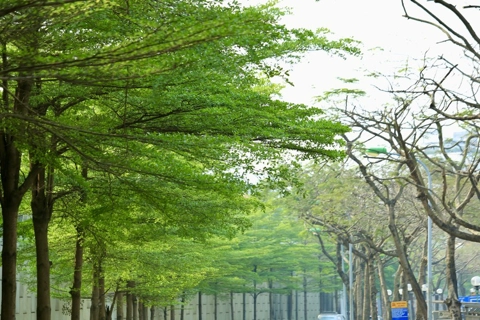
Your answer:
252;0;459;105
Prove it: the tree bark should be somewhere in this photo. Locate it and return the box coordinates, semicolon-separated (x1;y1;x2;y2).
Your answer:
99;272;106;320
117;292;124;320
376;257;391;320
91;264;101;320
31;165;53;320
303;272;307;320
71;226;84;320
138;302;143;320
0;75;35;320
269;279;274;320
198;291;202;320
1;198;20;320
126;281;135;320
387;202;428;319
230;292;235;320
150;307;154;320
170;305;175;320
368;256;378;320
445;234;462;320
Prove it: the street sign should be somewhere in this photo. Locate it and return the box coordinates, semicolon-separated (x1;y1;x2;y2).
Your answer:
391;301;408;308
391;301;409;320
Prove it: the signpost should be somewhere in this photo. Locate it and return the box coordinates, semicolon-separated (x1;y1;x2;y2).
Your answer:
391;301;409;320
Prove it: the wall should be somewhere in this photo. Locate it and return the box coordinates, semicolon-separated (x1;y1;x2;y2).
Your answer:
9;280;337;320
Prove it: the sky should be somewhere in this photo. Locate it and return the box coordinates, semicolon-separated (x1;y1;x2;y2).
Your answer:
250;0;463;105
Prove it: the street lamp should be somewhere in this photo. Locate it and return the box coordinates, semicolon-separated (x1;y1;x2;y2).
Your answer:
471;276;480;295
435;288;443;311
366;147;433;320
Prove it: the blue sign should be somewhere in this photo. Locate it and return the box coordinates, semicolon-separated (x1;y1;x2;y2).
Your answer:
460;296;480;303
391;308;408;320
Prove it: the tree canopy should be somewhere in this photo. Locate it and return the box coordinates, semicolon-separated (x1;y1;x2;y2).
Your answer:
1;1;359;319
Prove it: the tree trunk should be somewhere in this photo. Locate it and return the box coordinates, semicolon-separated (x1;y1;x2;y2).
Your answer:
150;307;155;320
1;198;20;320
198;291;202;320
303;273;307;320
0;58;35;320
376;257;391;320
180;293;185;320
445;234;462;320
126;293;132;320
126;281;135;320
71;226;84;320
31;166;53;320
269;279;274;320
368;256;378;320
253;294;258;320
387;203;428;319
243;292;246;320
287;290;293;320
170;305;175;320
214;293;218;320
91;264;101;320
99;272;106;320
230;292;235;320
117;292;124;320
362;259;370;320
138;302;144;320
133;297;138;320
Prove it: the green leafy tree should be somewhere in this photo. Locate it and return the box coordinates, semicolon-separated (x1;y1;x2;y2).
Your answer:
1;1;359;319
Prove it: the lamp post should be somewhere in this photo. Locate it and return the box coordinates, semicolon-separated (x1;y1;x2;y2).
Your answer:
471;276;480;295
366;147;433;320
435;288;443;311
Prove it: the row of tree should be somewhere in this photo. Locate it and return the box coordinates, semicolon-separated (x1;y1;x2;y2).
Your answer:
0;1;358;320
291;1;480;320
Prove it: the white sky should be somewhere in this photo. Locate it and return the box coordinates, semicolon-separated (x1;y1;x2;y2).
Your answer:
246;0;467;105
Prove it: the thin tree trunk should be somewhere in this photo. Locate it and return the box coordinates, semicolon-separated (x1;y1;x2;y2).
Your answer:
214;293;218;320
269;279;274;320
376;257;391;320
71;226;84;320
243;292;246;320
230;292;235;320
253;294;258;320
295;289;298;320
387;203;428;319
198;292;202;320
181;294;185;320
287;290;293;320
117;292;124;320
363;259;370;320
368;256;378;320
133;297;138;320
127;281;135;320
303;272;307;320
139;302;144;320
31;166;53;320
445;234;462;320
99;272;106;320
170;305;175;320
91;264;101;320
150;307;155;320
